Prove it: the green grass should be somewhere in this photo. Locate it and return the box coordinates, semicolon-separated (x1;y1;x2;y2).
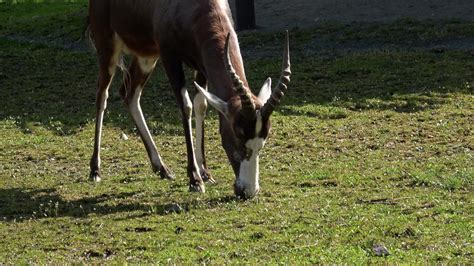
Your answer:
1;3;473;264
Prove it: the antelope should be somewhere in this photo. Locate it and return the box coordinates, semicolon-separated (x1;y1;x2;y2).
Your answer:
87;0;291;199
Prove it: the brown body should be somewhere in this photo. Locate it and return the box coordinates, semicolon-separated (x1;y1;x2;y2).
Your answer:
89;0;247;94
88;0;290;198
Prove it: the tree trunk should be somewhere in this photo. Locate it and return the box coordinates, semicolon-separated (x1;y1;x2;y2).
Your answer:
235;0;256;30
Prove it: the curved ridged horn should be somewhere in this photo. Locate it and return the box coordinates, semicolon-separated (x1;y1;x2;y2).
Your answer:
224;33;256;119
261;31;291;120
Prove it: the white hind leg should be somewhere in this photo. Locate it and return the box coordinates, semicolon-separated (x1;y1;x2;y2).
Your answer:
89;41;121;182
122;56;174;179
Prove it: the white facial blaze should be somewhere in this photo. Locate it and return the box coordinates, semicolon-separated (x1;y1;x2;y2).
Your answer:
237;112;265;198
237;137;265;198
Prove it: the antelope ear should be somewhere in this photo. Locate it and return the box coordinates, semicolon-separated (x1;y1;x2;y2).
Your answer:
194;82;230;119
258;77;272;104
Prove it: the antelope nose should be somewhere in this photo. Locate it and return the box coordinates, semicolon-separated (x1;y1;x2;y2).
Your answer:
234;183;260;200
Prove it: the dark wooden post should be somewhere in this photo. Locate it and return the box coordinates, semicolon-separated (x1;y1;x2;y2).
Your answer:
235;0;256;30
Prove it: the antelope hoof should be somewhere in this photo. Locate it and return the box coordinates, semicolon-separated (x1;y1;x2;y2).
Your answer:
89;170;102;182
154;164;175;180
189;182;206;193
201;169;216;184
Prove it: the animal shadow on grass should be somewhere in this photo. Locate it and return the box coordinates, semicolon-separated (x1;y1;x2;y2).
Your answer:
0;40;183;136
0;187;237;222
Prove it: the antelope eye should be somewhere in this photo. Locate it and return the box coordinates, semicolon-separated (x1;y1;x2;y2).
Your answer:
244;148;252;160
233;151;242;161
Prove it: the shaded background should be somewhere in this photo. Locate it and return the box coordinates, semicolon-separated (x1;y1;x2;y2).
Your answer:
228;0;474;30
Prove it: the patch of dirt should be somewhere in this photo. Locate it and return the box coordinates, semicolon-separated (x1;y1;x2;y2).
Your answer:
228;0;474;31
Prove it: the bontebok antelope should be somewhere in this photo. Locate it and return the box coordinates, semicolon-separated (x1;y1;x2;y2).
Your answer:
88;0;291;199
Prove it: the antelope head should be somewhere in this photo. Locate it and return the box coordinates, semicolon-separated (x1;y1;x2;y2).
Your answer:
195;31;291;199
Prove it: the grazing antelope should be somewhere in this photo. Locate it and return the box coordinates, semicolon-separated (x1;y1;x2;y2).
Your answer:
88;0;291;199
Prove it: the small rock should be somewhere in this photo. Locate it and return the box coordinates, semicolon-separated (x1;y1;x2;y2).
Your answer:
175;226;185;234
103;249;114;259
84;250;102;259
373;243;390;257
121;132;129;140
431;47;445;54
250;232;265;240
125;227;153;233
165;203;183;213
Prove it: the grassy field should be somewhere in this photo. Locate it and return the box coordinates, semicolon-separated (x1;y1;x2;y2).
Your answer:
0;2;473;263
